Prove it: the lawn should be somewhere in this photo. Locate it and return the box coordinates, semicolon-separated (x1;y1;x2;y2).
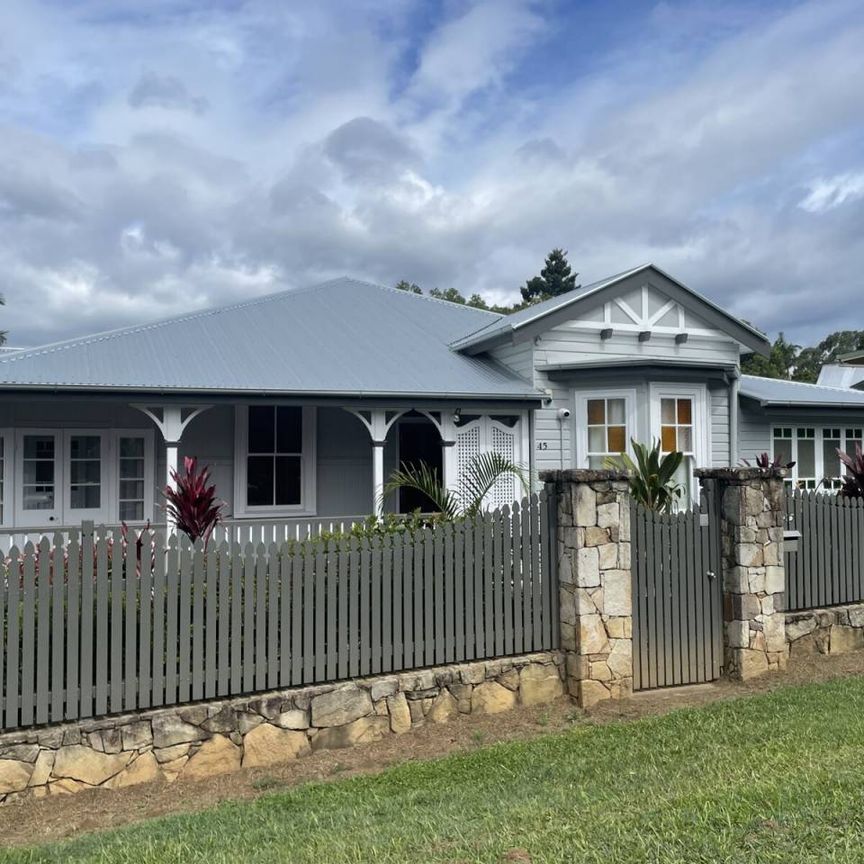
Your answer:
5;677;864;863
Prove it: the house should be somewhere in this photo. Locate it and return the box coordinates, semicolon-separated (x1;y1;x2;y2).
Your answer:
816;350;864;391
0;263;863;540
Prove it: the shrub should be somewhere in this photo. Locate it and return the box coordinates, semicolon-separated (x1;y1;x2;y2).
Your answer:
838;443;864;498
163;457;224;544
605;439;684;513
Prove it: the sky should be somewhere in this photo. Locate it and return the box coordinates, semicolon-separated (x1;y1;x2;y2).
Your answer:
1;0;863;348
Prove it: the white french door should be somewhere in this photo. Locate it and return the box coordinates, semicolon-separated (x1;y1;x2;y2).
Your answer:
16;431;62;525
64;431;108;523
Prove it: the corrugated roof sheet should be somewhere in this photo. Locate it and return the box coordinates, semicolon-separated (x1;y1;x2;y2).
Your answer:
816;364;864;390
740;375;864;407
451;263;769;353
0;278;539;400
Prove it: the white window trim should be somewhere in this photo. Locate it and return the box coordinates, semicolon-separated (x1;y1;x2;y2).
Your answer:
573;388;638;469
233;405;317;518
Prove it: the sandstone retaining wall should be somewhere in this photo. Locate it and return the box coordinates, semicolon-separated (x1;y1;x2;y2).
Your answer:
0;651;563;802
786;604;864;657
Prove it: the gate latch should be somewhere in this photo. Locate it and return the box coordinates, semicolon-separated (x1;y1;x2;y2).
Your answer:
706;570;716;580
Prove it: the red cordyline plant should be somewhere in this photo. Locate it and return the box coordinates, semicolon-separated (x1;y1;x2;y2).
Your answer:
742;453;796;472
838;443;864;499
163;457;224;544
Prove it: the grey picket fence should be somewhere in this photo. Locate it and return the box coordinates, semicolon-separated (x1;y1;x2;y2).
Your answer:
0;493;557;731
785;490;864;612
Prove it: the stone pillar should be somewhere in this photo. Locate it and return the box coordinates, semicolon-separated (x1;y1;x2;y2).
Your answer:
540;470;633;708
696;468;787;680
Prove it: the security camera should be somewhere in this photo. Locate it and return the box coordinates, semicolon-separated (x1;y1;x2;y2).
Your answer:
557;408;571;419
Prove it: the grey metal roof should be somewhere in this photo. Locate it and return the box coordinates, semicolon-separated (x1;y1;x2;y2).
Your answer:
451;263;770;355
816;364;864;390
0;278;540;401
740;375;864;408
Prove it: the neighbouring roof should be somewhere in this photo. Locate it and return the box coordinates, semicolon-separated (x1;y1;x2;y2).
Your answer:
451;263;771;356
816;364;864;390
740;375;864;408
0;278;540;401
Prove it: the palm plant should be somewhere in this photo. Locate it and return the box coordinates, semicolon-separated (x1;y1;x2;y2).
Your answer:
605;439;684;513
163;457;225;544
382;452;528;518
838;443;864;498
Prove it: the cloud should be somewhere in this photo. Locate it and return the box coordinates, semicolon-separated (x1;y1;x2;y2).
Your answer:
0;0;863;350
799;172;864;214
128;72;209;114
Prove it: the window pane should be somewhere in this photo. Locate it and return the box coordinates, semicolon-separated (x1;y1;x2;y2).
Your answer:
70;460;101;485
607;399;625;425
587;400;605;424
588;455;606;469
120;480;145;501
588;427;606;452
248;406;275;453
23;487;54;510
607;426;626;453
24;460;55;484
24;436;54;460
70;436;100;459
823;437;841;480
275;456;302;505
119;501;144;521
661;426;677;452
773;436;793;467
71;485;100;509
848;437;863;459
678;427;693;453
276;407;303;453
120;458;145;480
798;438;816;478
247;455;274;506
676;399;692;424
119;437;145;459
661;399;676;424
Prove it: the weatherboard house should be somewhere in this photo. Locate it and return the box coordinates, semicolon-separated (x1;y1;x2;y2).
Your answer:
0;264;862;541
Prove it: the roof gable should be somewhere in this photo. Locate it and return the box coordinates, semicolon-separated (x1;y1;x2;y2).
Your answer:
0;278;537;401
451;264;770;356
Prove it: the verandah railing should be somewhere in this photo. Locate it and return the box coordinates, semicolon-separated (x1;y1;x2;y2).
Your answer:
0;494;557;732
785;489;864;612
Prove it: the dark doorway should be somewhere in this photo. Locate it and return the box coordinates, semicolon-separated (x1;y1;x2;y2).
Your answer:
397;417;443;513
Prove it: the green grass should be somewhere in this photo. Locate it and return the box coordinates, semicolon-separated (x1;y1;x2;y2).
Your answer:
7;677;864;863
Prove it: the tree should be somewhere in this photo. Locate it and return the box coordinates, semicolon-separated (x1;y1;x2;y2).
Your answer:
0;294;6;346
793;330;864;383
395;280;422;295
741;333;799;379
429;287;468;304
520;248;579;303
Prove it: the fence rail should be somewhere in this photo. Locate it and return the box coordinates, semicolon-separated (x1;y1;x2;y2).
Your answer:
785;490;864;612
0;515;371;555
0;494;557;732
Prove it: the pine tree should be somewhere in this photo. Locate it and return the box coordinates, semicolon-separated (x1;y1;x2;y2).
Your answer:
521;248;579;302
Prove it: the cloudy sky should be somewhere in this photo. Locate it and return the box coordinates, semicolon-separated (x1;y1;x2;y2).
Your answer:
1;0;863;348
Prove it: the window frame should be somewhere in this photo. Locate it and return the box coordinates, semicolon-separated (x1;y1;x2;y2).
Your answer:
64;430;109;523
234;405;317;517
574;388;638;469
112;430;155;524
772;425;863;491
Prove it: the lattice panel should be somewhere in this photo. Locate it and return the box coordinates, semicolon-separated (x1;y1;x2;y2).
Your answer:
488;423;517;510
